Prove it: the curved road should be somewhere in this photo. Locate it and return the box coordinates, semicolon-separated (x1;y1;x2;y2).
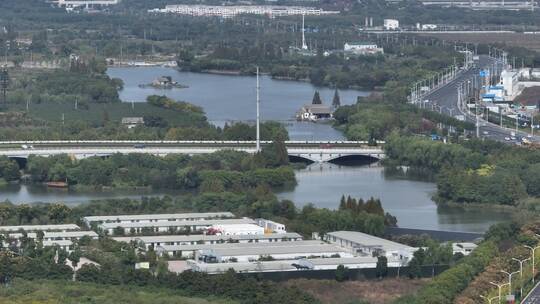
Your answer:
424;55;540;144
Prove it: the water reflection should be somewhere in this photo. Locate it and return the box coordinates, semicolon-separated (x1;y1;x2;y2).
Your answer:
276;163;512;233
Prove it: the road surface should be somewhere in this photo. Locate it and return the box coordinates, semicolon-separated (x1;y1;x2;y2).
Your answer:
423;55;540;144
522;282;540;304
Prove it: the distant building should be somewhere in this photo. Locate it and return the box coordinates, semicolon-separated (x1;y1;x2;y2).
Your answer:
421;24;438;30
325;231;417;262
296;104;333;121
383;19;399;30
150;5;340;18
452;242;478;256
121;117;144;129
344;42;384;55
50;0;120;11
501;69;520;97
209;224;265;236
83;212;235;226
256;218;287;234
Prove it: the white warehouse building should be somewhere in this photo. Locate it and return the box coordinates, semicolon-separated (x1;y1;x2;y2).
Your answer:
113;232;303;250
196;240;353;263
325;231;417;263
99;218;257;235
83;212;235;226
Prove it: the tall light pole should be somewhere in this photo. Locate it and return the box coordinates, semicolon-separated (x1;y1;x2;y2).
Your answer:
256;66;261;152
479;295;500;304
500;270;519;296
524;244;540;284
489;282;509;304
512;257;531;298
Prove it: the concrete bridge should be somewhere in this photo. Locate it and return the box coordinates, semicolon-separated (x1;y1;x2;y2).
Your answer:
0;141;385;163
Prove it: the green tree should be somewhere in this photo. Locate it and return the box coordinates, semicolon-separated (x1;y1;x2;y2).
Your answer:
332;88;341;107
312;91;322;105
376;256;388;278
335;264;349;282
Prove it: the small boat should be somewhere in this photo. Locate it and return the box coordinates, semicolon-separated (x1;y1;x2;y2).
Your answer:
45;181;69;188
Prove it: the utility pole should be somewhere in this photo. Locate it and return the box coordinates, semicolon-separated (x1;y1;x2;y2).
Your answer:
256;66;261;153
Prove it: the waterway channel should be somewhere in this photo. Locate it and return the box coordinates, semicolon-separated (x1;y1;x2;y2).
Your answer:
0;68;512;233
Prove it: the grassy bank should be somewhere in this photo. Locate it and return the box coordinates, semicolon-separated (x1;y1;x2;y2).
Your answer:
0;279;236;304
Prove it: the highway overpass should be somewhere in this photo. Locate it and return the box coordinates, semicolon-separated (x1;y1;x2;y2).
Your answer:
0;141;385;163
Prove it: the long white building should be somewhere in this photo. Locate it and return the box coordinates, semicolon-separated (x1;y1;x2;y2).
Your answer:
196;240;353;263
99;218;257;235
0;224;80;233
325;231;417;262
113;232;303;250
83;212;235;226
149;5;339;18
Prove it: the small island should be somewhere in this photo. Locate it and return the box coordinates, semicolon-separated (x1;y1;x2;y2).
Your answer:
139;76;189;89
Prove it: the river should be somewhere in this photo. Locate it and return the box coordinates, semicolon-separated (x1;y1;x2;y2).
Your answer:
0;68;511;233
107;67;369;140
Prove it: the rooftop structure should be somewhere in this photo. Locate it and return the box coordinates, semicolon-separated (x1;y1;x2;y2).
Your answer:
121;117;144;129
149;5;339;18
296;104;334;121
83;212;235;226
344;42;384;55
325;231;417;262
255;218;287;234
383;19;399;30
0;224;80;233
8;230;98;242
209;224;264;236
452;242;478;256
113;232;303;250
99;218;256;235
196;240;353;263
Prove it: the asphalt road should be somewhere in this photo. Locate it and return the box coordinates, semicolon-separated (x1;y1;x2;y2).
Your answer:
523;282;540;304
423;55;540;144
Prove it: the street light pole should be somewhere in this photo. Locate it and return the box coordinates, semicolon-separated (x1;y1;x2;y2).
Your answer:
500;270;520;296
512;257;531;298
524;245;540;284
480;295;500;304
489;282;509;304
256;66;260;153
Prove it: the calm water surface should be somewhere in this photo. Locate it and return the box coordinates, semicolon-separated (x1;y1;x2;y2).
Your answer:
107;67;370;140
277;163;513;233
0;68;510;233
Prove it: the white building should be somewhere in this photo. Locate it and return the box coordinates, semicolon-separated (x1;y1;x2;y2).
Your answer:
256;219;287;234
383;19;399;30
344;42;383;55
0;224;80;233
324;231;417;263
50;0;120;10
452;242;478;256
121;117;144;129
83;212;235;226
421;24;438;30
501;69;520;98
99;218;256;235
196;240;353;263
150;5;339;18
113;232;303;250
209;224;265;236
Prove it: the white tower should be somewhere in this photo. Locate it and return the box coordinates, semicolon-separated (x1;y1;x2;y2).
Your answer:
301;14;308;50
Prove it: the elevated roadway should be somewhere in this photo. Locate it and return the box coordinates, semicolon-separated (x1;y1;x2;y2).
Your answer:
0;141;385;163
